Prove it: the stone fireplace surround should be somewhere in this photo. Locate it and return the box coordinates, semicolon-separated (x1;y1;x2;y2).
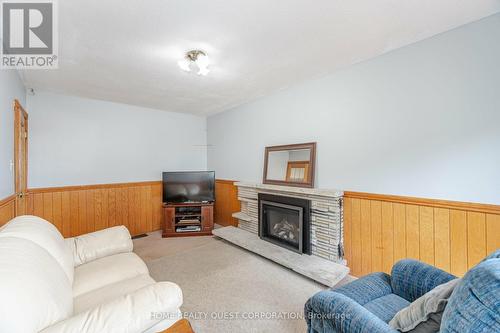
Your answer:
232;182;345;264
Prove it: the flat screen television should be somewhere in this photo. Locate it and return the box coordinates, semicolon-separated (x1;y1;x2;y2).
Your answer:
162;171;215;204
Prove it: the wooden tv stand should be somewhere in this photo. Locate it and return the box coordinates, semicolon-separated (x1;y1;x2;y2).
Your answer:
162;202;214;237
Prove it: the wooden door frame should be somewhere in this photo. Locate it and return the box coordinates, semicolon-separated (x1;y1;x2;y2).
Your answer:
14;99;28;215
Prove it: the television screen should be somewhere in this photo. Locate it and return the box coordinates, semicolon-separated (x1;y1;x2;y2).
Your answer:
162;171;215;203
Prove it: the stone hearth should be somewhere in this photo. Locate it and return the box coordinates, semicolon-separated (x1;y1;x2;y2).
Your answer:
212;226;349;287
232;182;345;264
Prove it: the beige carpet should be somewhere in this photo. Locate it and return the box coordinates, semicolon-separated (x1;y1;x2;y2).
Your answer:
134;231;353;333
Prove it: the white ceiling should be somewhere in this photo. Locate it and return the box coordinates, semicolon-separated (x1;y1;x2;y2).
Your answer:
21;0;500;116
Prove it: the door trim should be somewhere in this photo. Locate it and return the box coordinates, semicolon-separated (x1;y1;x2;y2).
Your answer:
14;99;28;215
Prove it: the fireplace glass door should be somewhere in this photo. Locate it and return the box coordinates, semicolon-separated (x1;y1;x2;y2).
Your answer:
260;200;303;253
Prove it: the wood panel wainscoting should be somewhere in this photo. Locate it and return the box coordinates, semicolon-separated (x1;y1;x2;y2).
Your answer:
25;181;163;237
343;191;500;278
2;179;240;237
214;179;240;227
0;195;16;226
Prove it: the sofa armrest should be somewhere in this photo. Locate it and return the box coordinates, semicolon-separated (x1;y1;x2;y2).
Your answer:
305;291;397;333
66;226;133;266
40;282;183;333
391;259;456;302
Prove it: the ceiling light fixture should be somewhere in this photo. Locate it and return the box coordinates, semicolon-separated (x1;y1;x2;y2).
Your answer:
177;50;210;76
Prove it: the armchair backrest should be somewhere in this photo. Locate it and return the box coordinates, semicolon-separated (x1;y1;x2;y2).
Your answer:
440;250;500;332
391;259;456;302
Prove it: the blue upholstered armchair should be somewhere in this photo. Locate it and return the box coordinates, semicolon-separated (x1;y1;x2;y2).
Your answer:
305;250;500;333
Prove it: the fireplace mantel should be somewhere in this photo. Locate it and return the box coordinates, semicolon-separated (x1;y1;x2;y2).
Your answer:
232;182;345;264
235;182;343;198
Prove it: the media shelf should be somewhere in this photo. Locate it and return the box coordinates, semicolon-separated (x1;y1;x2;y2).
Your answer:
162;202;214;238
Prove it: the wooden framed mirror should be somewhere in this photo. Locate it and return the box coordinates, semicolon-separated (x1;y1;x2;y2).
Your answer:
263;142;316;188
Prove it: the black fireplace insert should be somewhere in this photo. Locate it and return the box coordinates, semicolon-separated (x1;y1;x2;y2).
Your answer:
258;193;311;254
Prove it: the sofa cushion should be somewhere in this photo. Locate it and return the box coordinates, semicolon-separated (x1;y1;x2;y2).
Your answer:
440;256;500;332
66;225;133;266
0;215;74;283
74;274;155;314
73;252;149;297
0;237;73;332
389;278;459;332
364;294;410;323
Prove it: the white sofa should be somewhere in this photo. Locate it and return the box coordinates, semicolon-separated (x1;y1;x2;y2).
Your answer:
0;215;183;333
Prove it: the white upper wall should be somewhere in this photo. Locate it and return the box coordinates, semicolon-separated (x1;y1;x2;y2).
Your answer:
0;70;26;198
207;14;500;205
27;92;207;188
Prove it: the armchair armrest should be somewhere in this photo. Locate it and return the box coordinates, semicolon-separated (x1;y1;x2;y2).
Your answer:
333;272;393;305
391;259;456;302
305;291;397;333
66;226;133;266
40;282;183;333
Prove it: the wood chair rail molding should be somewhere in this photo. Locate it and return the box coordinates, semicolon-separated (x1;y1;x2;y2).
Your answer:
0;194;16;207
0;195;16;226
343;191;500;278
214;179;236;185
344;191;500;215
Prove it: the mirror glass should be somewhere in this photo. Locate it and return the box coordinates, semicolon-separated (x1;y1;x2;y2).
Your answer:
263;142;316;187
266;149;311;183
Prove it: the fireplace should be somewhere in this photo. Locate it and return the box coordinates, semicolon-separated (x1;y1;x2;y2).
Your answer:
258;193;311;254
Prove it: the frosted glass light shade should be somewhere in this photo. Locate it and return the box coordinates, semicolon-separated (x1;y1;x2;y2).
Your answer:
178;51;210;75
177;59;191;72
